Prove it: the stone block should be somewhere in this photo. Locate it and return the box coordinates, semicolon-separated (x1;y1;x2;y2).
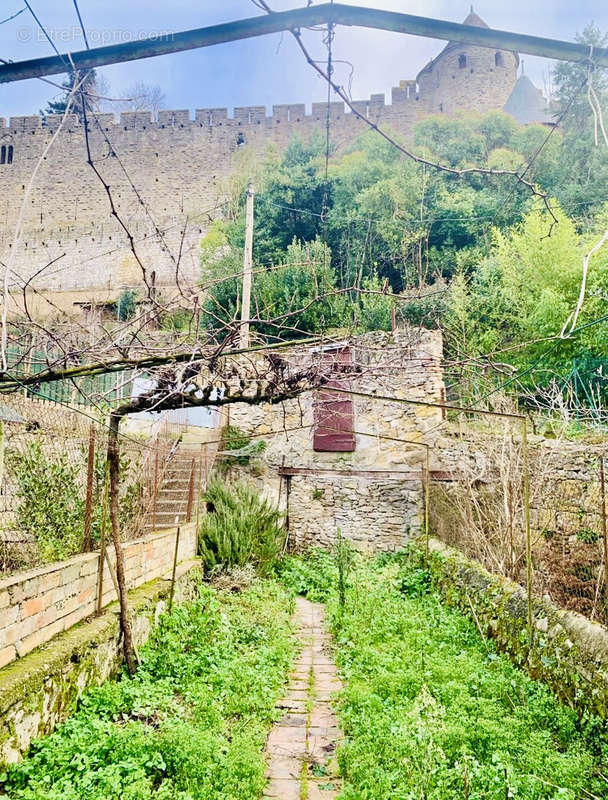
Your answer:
21;595;45;618
79;557;99;578
0;645;16;668
15;628;46;658
0;603;20;629
39;569;65;593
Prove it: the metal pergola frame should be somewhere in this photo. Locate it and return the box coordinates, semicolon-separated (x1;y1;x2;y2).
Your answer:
0;3;606;84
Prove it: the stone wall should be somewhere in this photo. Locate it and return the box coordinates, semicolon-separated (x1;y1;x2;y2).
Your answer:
0;561;201;765
423;538;608;719
0;523;197;669
0;29;519;310
429;426;608;622
227;327;444;551
288;473;420;552
434;428;607;540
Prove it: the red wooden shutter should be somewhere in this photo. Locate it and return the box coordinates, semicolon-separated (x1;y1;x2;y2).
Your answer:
313;348;355;452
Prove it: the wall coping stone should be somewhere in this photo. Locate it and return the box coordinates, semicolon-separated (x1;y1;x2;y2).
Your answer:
0;558;200;719
0;526;190;593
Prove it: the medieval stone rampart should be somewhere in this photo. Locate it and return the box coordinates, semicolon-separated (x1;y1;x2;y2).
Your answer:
0;10;520;310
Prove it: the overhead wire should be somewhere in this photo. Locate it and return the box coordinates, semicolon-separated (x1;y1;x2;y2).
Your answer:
0;8;26;26
71;0;89;50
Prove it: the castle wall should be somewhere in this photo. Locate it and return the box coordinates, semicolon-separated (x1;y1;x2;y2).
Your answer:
0;37;520;312
0;92;425;312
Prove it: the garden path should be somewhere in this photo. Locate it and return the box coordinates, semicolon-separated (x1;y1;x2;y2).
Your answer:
263;596;342;800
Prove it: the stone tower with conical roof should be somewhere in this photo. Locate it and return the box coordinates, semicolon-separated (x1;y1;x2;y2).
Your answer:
417;7;519;116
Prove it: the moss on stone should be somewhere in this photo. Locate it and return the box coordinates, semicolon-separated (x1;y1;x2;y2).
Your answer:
0;559;202;766
420;539;608;719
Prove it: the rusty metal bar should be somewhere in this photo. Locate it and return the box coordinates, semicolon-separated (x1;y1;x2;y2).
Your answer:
279;465;420;478
83;423;95;552
168;525;181;613
324;386;525;421
425;446;430;559
95;467;109;615
0;4;605;84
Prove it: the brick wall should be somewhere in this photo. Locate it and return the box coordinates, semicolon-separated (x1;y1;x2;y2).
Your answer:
0;523;197;669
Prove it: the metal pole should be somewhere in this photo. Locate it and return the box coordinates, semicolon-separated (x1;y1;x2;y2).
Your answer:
522;419;533;641
425;445;430;559
168;525;181;613
185;458;196;522
83;424;95;552
95;467;109;615
240;180;255;350
600;457;608;614
195;445;204;533
152;440;159;532
278;455;286;508
1;5;605;83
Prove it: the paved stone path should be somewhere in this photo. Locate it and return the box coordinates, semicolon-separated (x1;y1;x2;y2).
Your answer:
264;596;342;800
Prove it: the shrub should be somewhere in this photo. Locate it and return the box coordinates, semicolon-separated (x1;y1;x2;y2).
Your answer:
115;289;137;321
275;547;339;602
198;478;283;575
10;440;84;562
218;425;266;468
8;440;143;565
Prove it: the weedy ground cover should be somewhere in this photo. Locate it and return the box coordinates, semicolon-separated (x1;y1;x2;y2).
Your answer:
0;580;295;800
278;551;608;799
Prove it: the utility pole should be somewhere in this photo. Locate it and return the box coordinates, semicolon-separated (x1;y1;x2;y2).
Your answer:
240;179;255;350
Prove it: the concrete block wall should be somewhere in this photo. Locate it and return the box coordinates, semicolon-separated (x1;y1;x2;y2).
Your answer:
0;523;197;669
0;562;201;765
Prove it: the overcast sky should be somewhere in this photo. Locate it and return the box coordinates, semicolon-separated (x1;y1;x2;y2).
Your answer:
0;0;606;118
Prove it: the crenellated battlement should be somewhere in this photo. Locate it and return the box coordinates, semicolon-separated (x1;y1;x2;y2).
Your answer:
0;11;523;311
0;82;426;135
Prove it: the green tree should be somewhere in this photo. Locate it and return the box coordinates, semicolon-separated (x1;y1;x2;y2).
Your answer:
551;24;608;216
43;69;100;121
201;236;350;340
444;203;608;404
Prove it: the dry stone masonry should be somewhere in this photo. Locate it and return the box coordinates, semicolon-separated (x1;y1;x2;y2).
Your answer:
229;327;445;551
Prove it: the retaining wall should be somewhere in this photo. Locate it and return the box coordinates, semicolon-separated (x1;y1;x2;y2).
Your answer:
425;538;608;719
0;561;201;765
0;523;197;669
288;473;420;551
